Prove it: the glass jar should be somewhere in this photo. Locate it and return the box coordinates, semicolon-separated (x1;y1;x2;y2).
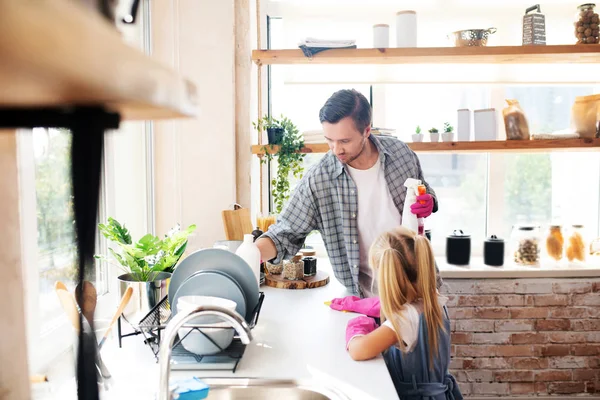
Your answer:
283;256;304;280
566;225;587;263
545;225;564;262
511;225;541;266
266;261;283;275
575;3;599;44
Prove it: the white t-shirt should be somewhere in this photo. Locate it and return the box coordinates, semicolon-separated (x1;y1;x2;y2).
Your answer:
346;160;401;297
383;295;449;352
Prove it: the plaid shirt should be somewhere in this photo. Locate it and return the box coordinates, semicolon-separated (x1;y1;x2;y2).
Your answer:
262;134;442;296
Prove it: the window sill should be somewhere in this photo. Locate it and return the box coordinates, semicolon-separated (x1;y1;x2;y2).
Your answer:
438;256;600;279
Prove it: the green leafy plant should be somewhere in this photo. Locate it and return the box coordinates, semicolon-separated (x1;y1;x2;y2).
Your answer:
255;115;305;215
428;127;439;134
444;122;454;133
95;217;197;282
415;125;422;134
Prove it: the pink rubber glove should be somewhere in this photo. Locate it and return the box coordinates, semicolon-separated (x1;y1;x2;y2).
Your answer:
410;193;434;218
330;296;380;318
346;316;378;350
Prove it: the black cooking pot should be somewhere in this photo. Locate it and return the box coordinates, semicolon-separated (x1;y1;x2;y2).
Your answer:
446;230;471;265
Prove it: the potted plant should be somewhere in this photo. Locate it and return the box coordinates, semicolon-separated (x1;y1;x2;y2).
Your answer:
95;217;196;319
412;125;424;143
442;122;455;142
253;115;285;145
428;127;440;143
256;115;305;215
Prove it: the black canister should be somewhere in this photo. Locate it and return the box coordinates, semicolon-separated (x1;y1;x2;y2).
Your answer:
484;235;505;267
446;230;471;265
303;257;317;276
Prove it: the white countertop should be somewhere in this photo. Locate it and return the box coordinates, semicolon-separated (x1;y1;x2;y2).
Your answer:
37;262;398;400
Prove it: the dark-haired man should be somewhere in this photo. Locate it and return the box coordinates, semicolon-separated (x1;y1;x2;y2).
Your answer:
256;89;441;297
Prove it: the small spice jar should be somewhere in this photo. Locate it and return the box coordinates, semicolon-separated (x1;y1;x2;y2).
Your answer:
545;225;564;262
575;3;600;44
511;225;541;266
566;225;587;263
283;255;304;280
300;249;317;276
266;261;283;275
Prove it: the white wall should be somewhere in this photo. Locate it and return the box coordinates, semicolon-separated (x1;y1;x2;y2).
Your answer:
152;0;237;250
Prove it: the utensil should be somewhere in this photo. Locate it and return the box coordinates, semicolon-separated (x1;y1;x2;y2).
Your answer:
54;281;68;291
55;288;80;331
75;281;97;327
448;28;497;47
168;248;259;323
98;286;133;350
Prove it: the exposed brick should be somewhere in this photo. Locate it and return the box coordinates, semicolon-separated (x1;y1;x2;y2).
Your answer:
549;356;588;369
515;282;553;294
494;345;535;357
587;307;600;318
457;382;472;396
450;320;456;332
534;294;570;306
494;370;534;382
548;382;585;394
456;320;494;332
553;282;593;294
548;332;587;343
573;369;599;381
573;293;600;306
586;381;600;394
447;307;473;320
473;307;510;319
510;383;535;395
455;345;494;358
535;370;572;381
457;295;496;307
510;357;548;369
472;382;510;395
550;307;590;319
495;320;534;332
588;357;600;368
571;319;600;331
472;333;511;344
475;281;517;294
453;370;494;383
587;331;600;342
594;282;600;292
572;344;600;356
464;357;510;370
443;281;476;294
446;295;458;307
536;319;570;331
451;333;472;344
511;333;547;344
539;345;571;356
534;382;548;394
525;295;535;306
511;307;549;319
449;357;466;369
496;295;525;306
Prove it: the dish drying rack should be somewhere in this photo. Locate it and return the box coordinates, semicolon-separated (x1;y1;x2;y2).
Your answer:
118;292;265;373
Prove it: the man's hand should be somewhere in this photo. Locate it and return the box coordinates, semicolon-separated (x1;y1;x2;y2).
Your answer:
255;237;277;262
410;193;434;218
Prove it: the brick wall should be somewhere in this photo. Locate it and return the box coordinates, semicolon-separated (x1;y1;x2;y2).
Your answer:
441;278;600;397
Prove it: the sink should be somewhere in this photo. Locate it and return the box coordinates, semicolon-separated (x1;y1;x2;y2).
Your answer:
200;378;350;400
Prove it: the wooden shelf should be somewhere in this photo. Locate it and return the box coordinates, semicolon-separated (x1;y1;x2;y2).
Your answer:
0;0;198;121
252;138;600;155
252;45;600;65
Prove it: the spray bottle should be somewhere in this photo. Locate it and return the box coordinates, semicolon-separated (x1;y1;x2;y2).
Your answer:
402;178;422;234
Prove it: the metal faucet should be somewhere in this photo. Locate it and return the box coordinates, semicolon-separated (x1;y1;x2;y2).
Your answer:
157;305;253;400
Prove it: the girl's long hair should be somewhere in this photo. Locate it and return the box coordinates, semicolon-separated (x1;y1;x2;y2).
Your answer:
369;226;444;364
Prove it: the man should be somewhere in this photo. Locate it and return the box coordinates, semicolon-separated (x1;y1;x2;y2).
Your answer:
256;89;441;297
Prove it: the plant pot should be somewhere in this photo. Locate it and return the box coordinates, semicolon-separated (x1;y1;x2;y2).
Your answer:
429;133;440;142
442;132;455;142
118;271;171;324
412;134;424;142
267;127;284;145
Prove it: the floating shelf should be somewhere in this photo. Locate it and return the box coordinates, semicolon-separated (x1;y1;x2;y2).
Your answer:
252;138;600;155
252;45;600;65
0;0;198;121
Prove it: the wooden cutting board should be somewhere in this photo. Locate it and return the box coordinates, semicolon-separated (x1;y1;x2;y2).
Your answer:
222;207;253;240
265;270;329;290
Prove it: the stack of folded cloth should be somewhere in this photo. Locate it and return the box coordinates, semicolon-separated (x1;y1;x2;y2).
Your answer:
303;129;326;144
371;127;396;136
298;37;357;57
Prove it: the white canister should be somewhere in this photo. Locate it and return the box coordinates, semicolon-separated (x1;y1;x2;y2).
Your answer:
396;10;417;48
474;109;498;141
457;109;471;141
373;24;390;48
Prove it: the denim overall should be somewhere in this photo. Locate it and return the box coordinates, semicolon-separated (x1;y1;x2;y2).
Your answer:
383;306;463;400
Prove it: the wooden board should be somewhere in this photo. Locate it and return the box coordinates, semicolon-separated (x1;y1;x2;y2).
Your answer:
252;45;600;65
222;207;254;240
252;138;600;155
0;0;198;121
265;270;330;290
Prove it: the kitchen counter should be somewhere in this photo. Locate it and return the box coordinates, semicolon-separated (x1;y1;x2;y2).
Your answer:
38;261;398;400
